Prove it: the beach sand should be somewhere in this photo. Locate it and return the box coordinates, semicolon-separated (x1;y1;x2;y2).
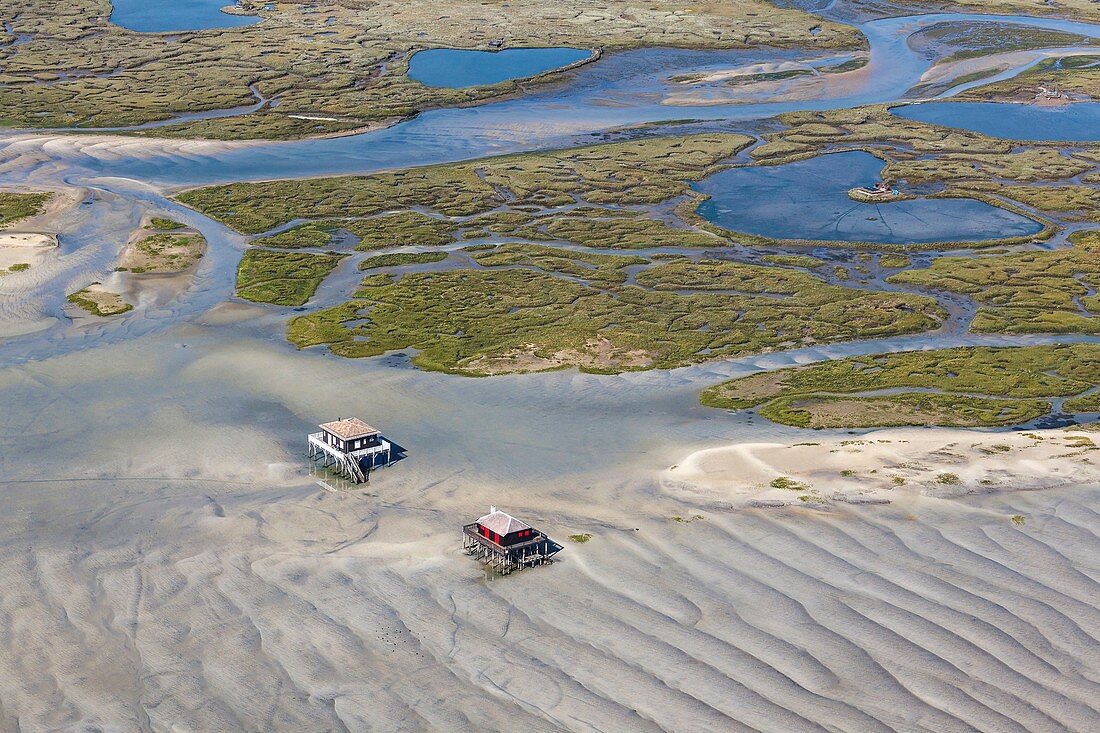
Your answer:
665;427;1100;508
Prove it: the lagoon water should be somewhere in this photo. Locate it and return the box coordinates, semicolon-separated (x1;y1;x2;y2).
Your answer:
892;101;1100;141
110;0;260;33
407;47;592;88
694;151;1044;244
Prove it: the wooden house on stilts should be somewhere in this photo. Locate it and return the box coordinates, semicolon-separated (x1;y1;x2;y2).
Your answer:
463;507;560;574
308;417;392;483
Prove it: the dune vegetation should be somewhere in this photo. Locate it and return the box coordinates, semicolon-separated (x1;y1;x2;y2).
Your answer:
66;286;133;317
117;228;206;275
0;192;51;227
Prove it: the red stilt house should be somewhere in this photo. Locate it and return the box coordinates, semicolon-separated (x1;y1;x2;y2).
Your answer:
462;507;560;574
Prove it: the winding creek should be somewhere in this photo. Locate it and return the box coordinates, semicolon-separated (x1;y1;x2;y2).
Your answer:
2;7;1100;400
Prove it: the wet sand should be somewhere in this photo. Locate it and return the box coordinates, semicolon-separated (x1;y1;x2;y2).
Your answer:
0;328;1098;730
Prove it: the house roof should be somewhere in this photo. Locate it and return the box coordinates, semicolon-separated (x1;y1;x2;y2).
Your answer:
477;508;531;536
319;417;380;440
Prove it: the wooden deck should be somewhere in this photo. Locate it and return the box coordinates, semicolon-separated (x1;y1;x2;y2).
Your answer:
462;522;560;574
308;432;392;483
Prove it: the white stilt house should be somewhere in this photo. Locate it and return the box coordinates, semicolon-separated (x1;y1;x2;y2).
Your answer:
308;417;392;483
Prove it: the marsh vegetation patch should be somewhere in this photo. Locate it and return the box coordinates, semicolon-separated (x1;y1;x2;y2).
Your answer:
0;0;857;139
180;134;754;232
286;255;943;375
702;344;1100;428
235;250;345;306
888;229;1100;334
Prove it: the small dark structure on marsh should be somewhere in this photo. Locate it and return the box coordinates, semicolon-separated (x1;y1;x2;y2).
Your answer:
308;417;392;483
463;507;561;574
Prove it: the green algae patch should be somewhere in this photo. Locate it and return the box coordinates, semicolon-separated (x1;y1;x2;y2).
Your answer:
236;250;345;306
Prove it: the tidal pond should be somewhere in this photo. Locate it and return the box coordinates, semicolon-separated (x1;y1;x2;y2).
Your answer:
408;47;592;88
110;0;260;33
693;151;1044;245
892;101;1100;141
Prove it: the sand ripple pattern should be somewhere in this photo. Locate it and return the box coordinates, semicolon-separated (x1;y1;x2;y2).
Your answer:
0;480;1096;731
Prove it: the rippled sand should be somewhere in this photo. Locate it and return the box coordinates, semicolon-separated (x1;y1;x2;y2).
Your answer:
0;330;1097;730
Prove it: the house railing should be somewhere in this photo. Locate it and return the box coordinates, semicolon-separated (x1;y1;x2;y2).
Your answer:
308;432;390;459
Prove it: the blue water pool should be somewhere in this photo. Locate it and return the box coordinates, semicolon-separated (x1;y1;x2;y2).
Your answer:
892;101;1100;141
408;47;592;88
693;151;1043;245
110;0;260;33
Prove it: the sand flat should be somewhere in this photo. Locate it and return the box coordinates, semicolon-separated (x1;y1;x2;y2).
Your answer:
0;232;57;270
0;332;1096;730
665;427;1100;507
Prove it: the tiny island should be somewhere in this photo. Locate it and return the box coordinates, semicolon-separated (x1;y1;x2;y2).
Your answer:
847;180;905;203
